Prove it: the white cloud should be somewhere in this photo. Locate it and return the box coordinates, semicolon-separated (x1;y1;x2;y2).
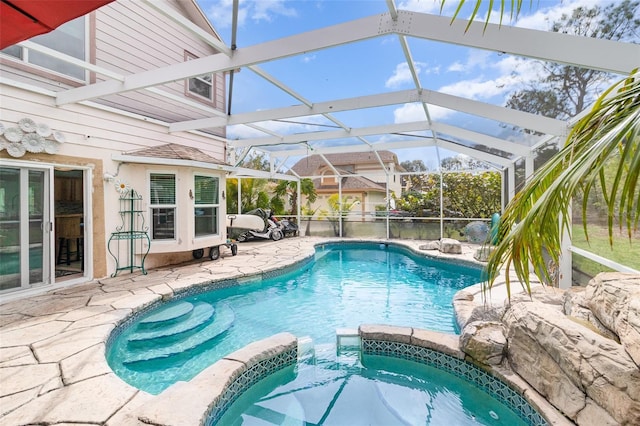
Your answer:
302;54;316;63
386;63;413;88
252;0;297;22
204;0;245;29
448;62;464;72
227;115;328;139
397;0;449;14
393;102;453;123
515;0;610;31
204;0;296;29
385;62;429;88
439;74;519;100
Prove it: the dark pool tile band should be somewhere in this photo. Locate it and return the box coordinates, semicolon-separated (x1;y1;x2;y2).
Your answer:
361;339;548;426
205;347;297;425
106;258;316;349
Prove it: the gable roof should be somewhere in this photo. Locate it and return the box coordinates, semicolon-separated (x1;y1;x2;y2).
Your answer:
291;151;400;177
312;174;387;193
124;143;226;165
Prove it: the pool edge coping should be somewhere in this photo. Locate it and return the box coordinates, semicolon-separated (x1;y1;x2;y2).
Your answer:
0;237;564;425
106;239;568;425
131;325;569;426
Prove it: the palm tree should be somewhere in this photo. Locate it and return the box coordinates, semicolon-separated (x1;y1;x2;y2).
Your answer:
273;178;317;217
486;73;639;295
445;1;639;295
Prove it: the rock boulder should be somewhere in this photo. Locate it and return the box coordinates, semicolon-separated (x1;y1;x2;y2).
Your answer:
439;238;462;254
584;273;640;367
503;300;640;425
459;321;506;365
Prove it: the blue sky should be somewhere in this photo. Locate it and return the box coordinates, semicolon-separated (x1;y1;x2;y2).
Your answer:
194;0;624;167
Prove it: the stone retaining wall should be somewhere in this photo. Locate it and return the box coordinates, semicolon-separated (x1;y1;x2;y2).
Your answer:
456;272;640;426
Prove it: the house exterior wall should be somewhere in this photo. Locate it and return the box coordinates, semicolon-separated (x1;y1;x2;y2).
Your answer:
0;85;227;278
1;0;226;135
92;0;226;134
0;0;229;296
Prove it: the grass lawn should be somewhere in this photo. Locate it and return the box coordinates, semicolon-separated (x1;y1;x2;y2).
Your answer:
571;225;639;277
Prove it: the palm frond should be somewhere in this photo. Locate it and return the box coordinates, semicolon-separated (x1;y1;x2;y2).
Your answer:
486;72;640;293
445;0;527;31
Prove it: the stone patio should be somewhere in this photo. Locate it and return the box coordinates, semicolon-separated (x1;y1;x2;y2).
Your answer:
0;237;542;425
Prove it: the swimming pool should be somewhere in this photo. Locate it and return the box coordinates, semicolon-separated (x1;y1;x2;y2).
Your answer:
107;242;483;394
213;345;532;425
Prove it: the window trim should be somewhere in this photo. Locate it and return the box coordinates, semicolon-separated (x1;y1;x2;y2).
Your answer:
184;50;216;106
149;172;177;241
0;16;89;83
193;173;220;239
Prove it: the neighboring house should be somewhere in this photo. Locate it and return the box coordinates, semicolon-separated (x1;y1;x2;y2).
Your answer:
290;151;405;218
0;0;229;298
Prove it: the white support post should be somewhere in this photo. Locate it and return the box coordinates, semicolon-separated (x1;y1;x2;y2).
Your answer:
525;155;534;183
297;181;301;226
237;177;242;214
507;165;516;204
385;173;390;239
558;207;573;289
338;179;343;237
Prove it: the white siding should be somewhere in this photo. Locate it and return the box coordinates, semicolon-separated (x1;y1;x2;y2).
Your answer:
0;85;227;275
93;0;226;133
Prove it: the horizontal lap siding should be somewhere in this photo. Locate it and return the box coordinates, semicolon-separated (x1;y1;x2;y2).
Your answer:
94;0;226;132
1;85;225;160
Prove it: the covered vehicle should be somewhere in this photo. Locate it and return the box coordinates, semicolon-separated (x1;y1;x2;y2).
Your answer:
226;208;284;242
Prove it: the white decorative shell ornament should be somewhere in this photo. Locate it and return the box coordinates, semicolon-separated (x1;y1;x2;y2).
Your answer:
4;127;24;142
22;133;45;153
18;118;37;133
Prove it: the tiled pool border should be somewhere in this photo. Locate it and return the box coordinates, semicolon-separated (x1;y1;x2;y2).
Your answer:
106;241;470;351
200;334;549;426
104;240;552;425
204;347;298;425
362;338;549;426
106;256;316;349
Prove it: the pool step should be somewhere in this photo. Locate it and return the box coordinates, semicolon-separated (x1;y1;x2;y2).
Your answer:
123;303;235;366
127;302;215;345
138;301;194;328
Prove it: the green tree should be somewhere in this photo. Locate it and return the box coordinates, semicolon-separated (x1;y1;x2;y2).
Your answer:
320;194;361;237
400;160;427;172
488;72;639;294
226;152;271;213
505;1;639;121
443;172;501;218
273;178;317;216
395;172;500;218
401;159;429;192
449;1;639;295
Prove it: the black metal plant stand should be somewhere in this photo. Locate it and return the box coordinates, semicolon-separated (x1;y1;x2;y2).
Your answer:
107;189;150;277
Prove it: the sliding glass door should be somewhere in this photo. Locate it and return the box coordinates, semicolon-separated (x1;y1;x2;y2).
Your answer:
0;165;52;292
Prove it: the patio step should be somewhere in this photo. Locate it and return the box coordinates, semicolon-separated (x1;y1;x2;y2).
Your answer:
122;303;235;366
127;302;215;345
138;301;194;328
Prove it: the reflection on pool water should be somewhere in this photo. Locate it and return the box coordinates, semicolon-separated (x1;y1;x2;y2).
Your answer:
107;243;483;394
214;345;528;426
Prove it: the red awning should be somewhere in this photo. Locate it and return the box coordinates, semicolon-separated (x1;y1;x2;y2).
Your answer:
1;0;114;49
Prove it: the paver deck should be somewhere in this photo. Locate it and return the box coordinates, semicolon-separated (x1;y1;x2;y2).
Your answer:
0;237;508;425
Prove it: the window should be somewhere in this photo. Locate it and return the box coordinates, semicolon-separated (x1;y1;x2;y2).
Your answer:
185;52;215;103
321;170;336;186
150;174;176;240
194;175;219;237
1;17;86;80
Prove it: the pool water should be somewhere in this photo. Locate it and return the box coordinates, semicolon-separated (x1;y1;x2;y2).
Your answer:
214;346;527;426
107;243;483;394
